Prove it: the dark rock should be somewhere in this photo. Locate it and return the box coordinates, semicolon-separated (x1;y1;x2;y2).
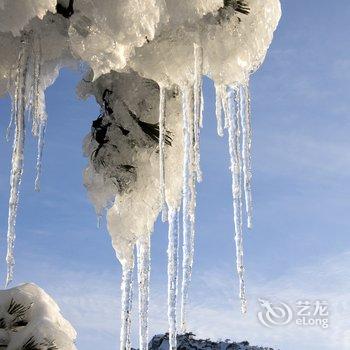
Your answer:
132;333;275;350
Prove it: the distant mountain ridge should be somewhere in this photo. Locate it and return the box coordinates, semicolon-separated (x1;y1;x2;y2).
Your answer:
133;333;275;350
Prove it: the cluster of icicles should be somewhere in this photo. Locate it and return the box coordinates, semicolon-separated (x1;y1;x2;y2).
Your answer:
119;45;253;350
4;39;253;349
6;32;47;287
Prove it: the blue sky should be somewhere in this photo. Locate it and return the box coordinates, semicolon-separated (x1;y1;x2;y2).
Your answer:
0;1;350;349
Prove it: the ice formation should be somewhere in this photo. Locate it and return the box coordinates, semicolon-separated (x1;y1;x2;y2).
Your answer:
0;283;76;349
0;1;281;348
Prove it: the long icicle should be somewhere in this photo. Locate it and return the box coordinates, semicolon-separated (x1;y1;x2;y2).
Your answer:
6;69;16;142
227;85;247;314
188;87;197;291
220;85;229;130
240;84;253;229
137;236;151;350
200;85;204;128
30;34;47;192
167;207;180;349
6;40;30;287
34;114;47;192
193;43;203;183
180;86;192;333
31;34;41;137
120;259;134;350
215;83;224;137
159;85;168;221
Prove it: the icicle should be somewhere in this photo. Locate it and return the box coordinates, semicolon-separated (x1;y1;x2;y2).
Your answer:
6;70;17;142
199;86;204;128
167;207;180;349
30;34;47;192
180;87;191;333
227;85;247;314
120;261;134;350
193;43;203;183
180;86;196;332
6;102;15;142
97;214;102;229
159;85;168;222
31;34;42;137
34;112;47;192
6;40;29;287
240;84;253;229
137;236;151;350
220;85;230;130
214;83;224;137
188;103;197;280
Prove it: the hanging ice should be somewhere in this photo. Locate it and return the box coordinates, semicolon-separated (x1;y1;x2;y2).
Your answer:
29;33;48;192
5;31;48;286
193;43;203;183
6;71;16;142
227;86;247;314
215;83;224;137
0;1;281;348
180;86;197;332
30;34;42;137
137;236;151;350
240;84;253;229
6;40;29;287
159;85;168;222
34;114;47;192
167;207;180;349
120;262;134;350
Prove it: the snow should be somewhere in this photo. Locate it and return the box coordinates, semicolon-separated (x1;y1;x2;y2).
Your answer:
0;0;281;347
0;283;76;349
0;0;56;35
68;0;163;78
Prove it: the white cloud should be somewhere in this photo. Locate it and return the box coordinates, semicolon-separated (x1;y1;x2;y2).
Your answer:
184;252;350;350
11;250;349;350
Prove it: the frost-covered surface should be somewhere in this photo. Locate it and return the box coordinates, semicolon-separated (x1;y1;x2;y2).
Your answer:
0;8;74;286
0;1;281;349
0;283;76;349
0;0;56;35
79;1;280;346
140;333;275;350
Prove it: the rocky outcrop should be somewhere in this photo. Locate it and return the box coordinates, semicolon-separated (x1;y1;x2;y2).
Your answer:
136;333;275;350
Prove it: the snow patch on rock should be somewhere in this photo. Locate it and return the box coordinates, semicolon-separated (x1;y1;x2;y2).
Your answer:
0;283;76;350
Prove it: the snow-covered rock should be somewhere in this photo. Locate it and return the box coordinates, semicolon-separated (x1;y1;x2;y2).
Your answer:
140;333;275;350
0;283;77;349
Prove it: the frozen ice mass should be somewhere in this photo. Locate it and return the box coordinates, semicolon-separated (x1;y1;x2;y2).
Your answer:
0;0;281;348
